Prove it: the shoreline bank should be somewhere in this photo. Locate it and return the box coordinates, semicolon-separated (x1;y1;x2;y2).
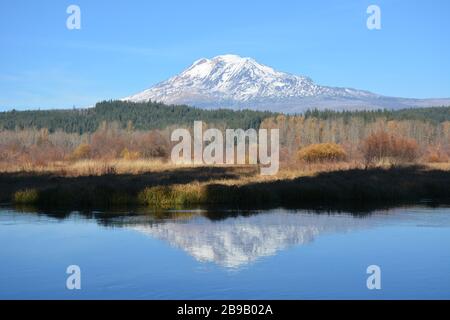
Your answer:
2;165;450;210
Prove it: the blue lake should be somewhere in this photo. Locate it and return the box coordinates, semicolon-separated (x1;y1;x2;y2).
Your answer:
0;206;449;299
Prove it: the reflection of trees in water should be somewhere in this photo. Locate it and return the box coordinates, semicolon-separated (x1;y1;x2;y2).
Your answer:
2;205;439;268
4;201;450;272
8;200;407;223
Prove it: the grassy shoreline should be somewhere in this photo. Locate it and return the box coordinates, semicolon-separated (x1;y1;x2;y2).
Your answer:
2;161;450;210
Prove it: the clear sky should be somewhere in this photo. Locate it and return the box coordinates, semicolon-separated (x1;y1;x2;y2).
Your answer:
1;0;449;110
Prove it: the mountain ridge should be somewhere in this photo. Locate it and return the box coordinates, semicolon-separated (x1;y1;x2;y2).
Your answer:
124;54;450;113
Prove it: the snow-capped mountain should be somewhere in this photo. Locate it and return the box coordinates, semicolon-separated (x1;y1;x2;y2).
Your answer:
124;54;450;113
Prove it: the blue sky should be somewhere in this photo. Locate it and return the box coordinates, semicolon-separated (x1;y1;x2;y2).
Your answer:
1;0;449;110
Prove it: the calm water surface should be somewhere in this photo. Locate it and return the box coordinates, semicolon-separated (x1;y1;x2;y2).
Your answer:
0;206;449;299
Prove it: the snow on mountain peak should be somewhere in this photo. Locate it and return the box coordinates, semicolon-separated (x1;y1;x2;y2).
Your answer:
124;54;448;112
125;54;328;105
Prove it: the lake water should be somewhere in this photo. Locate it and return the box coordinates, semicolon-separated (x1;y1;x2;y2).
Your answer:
0;206;449;300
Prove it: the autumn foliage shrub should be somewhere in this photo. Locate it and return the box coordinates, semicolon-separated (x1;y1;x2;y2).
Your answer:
69;143;91;160
133;131;169;158
297;143;347;163
424;146;448;163
90;122;127;159
0;123;172;171
362;130;418;165
120;148;141;160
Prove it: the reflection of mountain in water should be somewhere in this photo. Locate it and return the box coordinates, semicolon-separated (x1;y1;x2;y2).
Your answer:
126;210;375;268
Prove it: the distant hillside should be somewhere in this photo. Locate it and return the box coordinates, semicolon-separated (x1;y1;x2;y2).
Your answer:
1;101;450;134
303;106;450;123
0;100;276;134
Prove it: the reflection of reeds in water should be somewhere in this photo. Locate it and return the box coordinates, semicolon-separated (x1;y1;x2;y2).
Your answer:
13;189;39;204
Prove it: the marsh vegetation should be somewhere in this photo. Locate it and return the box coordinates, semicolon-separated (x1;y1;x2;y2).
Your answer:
1;102;450;209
